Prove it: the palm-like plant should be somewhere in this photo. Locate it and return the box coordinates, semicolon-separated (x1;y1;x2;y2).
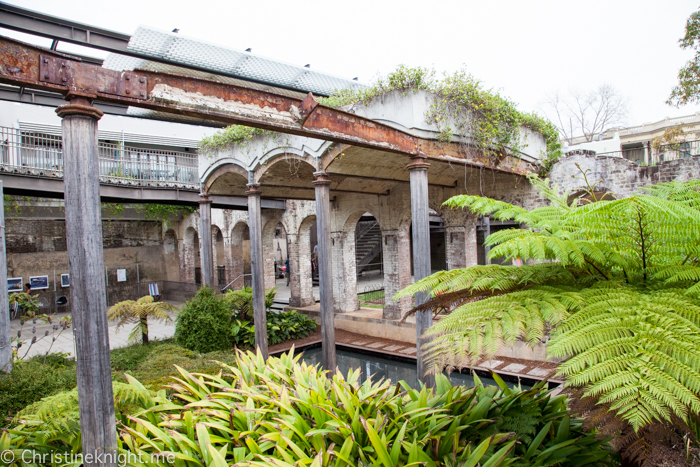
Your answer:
107;295;176;344
398;174;700;461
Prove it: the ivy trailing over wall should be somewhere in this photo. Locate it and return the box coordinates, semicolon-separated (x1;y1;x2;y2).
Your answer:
199;125;270;155
323;65;561;173
135;204;197;228
198;65;561;173
3;196;195;229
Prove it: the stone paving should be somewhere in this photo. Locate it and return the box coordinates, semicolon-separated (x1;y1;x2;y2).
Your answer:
10;301;182;360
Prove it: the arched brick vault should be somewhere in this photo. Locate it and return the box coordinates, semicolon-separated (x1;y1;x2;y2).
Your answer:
204;163;249;197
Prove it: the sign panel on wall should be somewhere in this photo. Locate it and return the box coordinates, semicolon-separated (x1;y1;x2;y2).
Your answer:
60;274;70;288
117;269;127;282
8;277;22;293
29;275;49;290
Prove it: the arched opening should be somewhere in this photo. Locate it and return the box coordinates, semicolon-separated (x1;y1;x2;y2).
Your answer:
335;211;382;314
212;226;226;286
272;222;288;286
429;210;446;273
163;229;179;282
180;226;199;284
192;231;201;283
355;213;383;284
257;157;317;200
230;221;251;290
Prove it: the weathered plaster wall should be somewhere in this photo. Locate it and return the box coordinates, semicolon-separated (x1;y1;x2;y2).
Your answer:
550;152;700;198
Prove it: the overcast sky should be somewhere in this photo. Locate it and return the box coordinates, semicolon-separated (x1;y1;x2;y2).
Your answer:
5;0;700;128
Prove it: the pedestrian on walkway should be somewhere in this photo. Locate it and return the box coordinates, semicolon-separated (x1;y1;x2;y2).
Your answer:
285;257;290;286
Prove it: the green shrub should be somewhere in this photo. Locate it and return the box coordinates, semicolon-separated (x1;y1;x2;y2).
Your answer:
0;356;76;427
174;287;231;352
267;310;316;345
231;310;317;347
222;286;276;320
3;350;615;466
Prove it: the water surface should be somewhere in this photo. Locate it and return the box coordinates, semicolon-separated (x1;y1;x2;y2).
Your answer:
300;347;528;390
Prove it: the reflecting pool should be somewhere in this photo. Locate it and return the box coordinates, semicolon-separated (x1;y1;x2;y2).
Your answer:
300;347;529;390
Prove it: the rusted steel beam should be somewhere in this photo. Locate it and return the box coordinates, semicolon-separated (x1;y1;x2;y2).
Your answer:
0;36;537;175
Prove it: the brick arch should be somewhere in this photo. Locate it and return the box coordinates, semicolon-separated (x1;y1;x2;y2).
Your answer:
318;143;352;172
253;151;317;183
203;162;249;194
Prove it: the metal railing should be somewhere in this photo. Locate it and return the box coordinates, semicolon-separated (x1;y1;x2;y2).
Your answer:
0;126;199;189
595;140;700;164
358;285;384;307
221;274;252;292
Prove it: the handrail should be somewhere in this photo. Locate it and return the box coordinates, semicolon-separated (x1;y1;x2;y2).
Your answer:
355;220;380;244
0;125;199;190
221;274;251;293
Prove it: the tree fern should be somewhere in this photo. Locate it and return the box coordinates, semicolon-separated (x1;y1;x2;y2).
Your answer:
107;295;176;344
401;175;700;452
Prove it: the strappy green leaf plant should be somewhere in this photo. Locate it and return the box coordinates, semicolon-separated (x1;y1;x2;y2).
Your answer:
397;175;700;442
1;349;615;467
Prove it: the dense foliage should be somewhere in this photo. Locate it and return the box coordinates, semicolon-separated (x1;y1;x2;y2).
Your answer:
176;286;317;351
398;176;700;463
2;350;615;467
107;295;175;344
200;65;562;172
1;340;244;426
174;287;232;352
0;356;76;428
223;286;276;320
668;8;700;107
231;309;317;347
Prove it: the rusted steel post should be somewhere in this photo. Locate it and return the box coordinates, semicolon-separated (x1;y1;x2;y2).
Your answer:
198;194;214;288
408;156;435;388
57;96;118;466
247;183;268;359
0;181;10;375
313;171;336;373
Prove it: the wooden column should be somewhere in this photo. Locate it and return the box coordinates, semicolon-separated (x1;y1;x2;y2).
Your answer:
57;97;118;466
247;184;268;359
313;171;336;372
0;182;10;375
408;156;435;387
199;195;214;288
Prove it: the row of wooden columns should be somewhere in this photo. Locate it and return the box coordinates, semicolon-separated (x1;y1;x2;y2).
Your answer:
56;97;435;465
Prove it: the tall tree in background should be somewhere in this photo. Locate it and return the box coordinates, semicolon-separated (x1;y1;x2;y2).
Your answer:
541;84;628;144
668;8;700;107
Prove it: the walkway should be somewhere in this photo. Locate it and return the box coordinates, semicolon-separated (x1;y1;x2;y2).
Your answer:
10;301;182;360
272;272;386;304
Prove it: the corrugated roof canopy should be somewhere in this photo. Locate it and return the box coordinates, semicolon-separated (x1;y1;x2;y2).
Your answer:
103;26;365;98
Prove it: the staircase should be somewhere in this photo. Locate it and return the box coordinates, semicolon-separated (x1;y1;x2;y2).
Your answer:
355;220;382;275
